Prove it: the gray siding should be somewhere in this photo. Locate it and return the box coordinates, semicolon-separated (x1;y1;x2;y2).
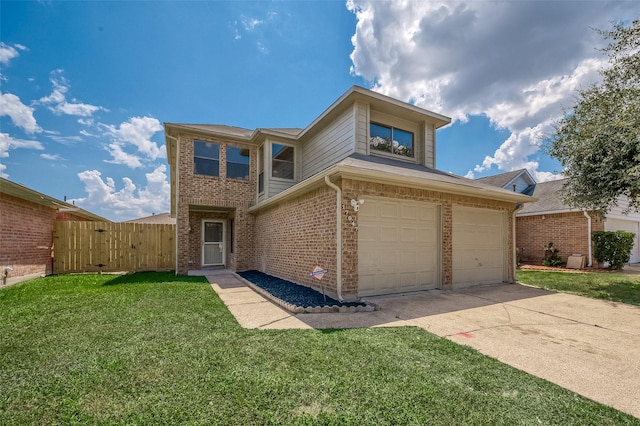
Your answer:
511;176;532;193
355;101;369;154
268;179;296;198
424;122;435;168
302;107;355;179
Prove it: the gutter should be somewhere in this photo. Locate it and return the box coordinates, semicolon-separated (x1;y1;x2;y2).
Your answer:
324;175;344;301
583;210;593;267
513;203;524;282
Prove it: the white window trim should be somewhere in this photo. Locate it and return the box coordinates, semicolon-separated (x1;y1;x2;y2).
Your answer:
368;122;417;163
270;141;296;181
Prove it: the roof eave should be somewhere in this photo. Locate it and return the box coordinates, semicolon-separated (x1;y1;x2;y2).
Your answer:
249;164;536;213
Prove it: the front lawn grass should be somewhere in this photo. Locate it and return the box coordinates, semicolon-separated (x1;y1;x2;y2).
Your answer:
517;270;640;306
1;272;636;425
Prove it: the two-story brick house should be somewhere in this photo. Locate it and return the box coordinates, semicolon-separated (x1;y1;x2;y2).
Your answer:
165;86;534;300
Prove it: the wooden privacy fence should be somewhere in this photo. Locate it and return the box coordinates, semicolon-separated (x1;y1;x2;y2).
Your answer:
53;222;175;274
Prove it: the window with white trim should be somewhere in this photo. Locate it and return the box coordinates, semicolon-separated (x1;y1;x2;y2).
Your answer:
258;145;264;193
369;123;414;158
271;143;294;180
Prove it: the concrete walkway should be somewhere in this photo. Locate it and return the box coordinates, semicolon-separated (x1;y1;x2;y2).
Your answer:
206;271;640;419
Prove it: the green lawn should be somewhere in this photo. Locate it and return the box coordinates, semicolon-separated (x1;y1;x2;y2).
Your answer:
1;273;637;425
517;270;640;306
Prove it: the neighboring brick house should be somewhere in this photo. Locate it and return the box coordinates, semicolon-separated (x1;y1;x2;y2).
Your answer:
477;170;640;266
0;177;107;286
165;86;534;300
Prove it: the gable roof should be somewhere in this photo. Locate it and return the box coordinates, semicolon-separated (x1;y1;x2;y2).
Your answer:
476;169;536;193
165;85;452;165
0;177;108;221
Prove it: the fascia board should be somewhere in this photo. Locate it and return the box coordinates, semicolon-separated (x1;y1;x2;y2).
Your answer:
516;209;577;217
334;165;536;204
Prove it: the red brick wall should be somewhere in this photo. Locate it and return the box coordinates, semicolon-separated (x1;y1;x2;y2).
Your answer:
175;134;256;274
516;212;604;264
0;193;56;282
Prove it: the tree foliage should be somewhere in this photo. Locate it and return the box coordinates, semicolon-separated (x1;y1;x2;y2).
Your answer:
547;20;640;214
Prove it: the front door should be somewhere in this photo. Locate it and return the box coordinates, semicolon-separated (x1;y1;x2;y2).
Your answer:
202;220;225;266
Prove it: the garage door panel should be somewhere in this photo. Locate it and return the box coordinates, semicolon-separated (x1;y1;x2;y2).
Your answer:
401;227;418;243
358;198;439;296
453;206;506;288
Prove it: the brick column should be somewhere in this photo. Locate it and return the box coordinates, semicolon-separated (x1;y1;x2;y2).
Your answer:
441;201;453;289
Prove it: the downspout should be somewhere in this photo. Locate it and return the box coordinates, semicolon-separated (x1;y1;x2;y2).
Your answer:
512;203;523;283
166;134;180;275
324;175;343;301
583;210;593;267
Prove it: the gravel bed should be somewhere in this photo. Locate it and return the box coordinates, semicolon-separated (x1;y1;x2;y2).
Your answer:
237;270;366;309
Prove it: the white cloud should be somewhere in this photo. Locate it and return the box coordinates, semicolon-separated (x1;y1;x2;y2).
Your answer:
0;132;44;177
0;92;41;133
103;116;165;167
347;0;637;178
38;69;106;117
105;142;143;168
0;42;26;65
241;15;263;31
40;153;63;161
73;165;171;221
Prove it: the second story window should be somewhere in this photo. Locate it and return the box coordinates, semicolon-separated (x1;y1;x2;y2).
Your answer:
258;145;264;193
226;146;250;180
272;143;294;180
194;140;219;176
370;123;414;159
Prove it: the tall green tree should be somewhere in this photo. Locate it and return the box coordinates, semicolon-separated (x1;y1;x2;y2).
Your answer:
547;20;639;214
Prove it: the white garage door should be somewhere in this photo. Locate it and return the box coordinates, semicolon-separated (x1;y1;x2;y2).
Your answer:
453;206;506;288
605;219;640;264
358;198;439;296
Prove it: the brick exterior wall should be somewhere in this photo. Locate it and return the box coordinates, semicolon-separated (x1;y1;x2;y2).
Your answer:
253;185;337;296
175;134;256;274
0;193;56;282
251;178;517;299
516;212;604;265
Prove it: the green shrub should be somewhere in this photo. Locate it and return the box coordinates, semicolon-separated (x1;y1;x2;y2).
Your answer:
592;231;635;270
542;242;565;267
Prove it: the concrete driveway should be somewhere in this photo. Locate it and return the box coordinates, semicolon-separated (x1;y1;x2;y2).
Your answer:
208;273;640;418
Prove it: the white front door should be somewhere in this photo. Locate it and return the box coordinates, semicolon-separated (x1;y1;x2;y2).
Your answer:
202;220;225;266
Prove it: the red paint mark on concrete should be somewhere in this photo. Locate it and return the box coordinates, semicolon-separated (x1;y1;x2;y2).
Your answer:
457;332;474;338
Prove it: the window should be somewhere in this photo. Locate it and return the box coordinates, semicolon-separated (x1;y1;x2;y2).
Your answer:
369;123;414;158
272;143;294;180
194;140;219;176
258;145;264;193
226;146;250;180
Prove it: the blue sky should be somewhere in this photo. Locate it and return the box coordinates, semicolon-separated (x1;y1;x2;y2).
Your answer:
1;1;637;221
